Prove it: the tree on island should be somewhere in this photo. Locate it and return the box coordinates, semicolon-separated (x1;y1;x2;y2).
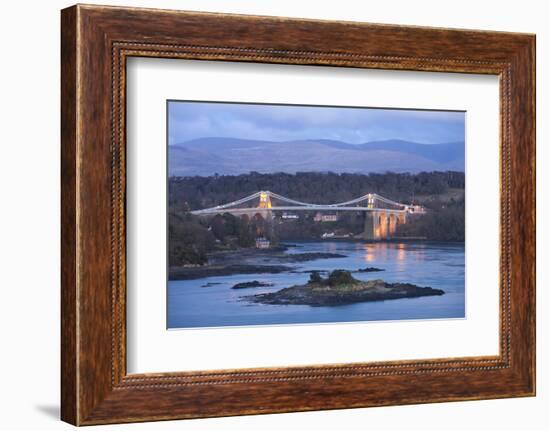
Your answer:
308;269;359;287
308;271;323;284
326;270;358;286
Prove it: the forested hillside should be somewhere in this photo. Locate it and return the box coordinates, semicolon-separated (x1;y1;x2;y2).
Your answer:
169;171;464;211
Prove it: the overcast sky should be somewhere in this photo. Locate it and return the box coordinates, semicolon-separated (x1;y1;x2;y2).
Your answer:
168;101;465;145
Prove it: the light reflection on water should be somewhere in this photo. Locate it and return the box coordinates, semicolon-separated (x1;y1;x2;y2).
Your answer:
168;241;465;329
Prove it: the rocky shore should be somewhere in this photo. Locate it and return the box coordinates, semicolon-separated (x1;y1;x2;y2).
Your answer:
273;252;346;262
169;248;346;280
245;270;444;307
169;264;291;280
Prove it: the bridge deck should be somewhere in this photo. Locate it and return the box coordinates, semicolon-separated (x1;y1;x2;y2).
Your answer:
191;206;408;215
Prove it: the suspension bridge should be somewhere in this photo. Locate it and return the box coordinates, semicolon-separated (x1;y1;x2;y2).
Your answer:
190;191;425;240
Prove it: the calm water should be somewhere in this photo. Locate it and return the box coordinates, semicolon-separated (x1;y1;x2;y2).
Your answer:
167;241;465;329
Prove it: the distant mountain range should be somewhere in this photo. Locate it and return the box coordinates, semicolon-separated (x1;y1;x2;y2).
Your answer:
169;137;464;176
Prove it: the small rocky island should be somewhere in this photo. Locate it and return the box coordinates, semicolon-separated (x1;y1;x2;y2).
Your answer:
246;270;444;307
354;267;385;273
232;280;274;289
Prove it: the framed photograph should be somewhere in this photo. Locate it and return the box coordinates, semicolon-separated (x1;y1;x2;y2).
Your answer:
61;4;535;425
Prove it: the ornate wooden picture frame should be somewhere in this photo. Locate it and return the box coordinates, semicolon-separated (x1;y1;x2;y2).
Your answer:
61;4;535;425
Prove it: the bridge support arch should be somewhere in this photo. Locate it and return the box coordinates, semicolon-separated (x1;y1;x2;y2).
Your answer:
363;210;406;240
388;213;397;237
364;212;380;240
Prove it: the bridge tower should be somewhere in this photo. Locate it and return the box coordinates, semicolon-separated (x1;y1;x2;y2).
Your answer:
258;191;272;209
367;194;375;209
255;191;274;225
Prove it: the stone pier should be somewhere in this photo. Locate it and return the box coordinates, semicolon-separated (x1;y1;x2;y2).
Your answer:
363;211;407;240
